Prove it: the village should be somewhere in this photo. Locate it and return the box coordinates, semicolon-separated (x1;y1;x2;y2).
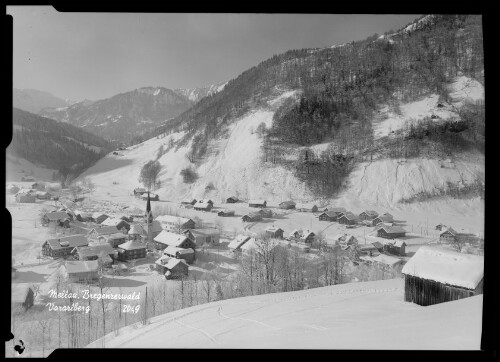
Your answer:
9;176;485;316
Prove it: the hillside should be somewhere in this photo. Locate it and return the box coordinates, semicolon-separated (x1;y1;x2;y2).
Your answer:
174;80;228;103
87;278;483;349
39;87;195;144
8;108;112;181
13;88;71;114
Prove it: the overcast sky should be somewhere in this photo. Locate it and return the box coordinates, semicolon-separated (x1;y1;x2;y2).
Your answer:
8;7;420;102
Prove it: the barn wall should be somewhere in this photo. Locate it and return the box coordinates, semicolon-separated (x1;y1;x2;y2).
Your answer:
404;275;478;306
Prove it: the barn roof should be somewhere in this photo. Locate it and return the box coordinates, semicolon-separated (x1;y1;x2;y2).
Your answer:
240;238;259;251
165;258;188;270
340;212;358;221
91;212;108;220
378;225;406;234
402;246;484;290
101;218;128;227
371;241;384;249
228;235;252;250
45;235;88;250
65;260;99;274
118;240;147;251
74;244;115;258
154;230;190;247
155;215;194;225
44;211;70;221
320;211;338;218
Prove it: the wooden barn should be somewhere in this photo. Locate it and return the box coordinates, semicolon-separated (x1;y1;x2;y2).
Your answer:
318;211;338;222
439;227;458;242
377;225;407;239
384;240;407;256
153;230;196;250
184;228;221;246
100;218;130;233
155;215;196;233
117;240;147;261
279;201;296;210
193;200;213;211
300;230;316;244
181;198;197;206
12;286;35;311
42;235;89;258
248;200;267;208
296;203;318;213
92;213;109;224
228;235;252;253
42;211;70;226
242;212;263;222
226;196;239;203
217;209;235;217
258;208;273;218
16;192;37;203
163;246;195;264
334;234;359;249
64;260;99;283
325;207;347;217
338;212;359;225
266;227;284;239
372;214;394;226
359;210;379;220
402;246;484;306
164;258;189;279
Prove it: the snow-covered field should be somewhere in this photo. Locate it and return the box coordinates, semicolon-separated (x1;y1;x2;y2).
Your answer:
87;278;482;349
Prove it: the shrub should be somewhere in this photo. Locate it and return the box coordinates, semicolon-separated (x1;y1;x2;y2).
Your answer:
180;167;198;184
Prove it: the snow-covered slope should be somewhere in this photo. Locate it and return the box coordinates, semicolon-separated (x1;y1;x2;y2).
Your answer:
87;278;483;349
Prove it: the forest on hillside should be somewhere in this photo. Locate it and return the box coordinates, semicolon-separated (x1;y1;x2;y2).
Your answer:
9;108;112;180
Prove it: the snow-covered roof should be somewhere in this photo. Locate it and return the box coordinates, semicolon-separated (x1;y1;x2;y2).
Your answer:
240;238;259;251
340;212;358;221
165;258;188;270
101;217;128;227
402;246;484;289
228;235;252;250
155;215;193;225
128;224;146;235
44;211;69;221
266;227;284;233
440;227;458;236
154;230;190;247
118;240;146;251
88;226;120;236
378;225;406;234
45;235;89;250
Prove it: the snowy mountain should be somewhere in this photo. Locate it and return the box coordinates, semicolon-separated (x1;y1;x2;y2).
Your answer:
13;88;71;114
174;80;228;103
39;87;194;144
87;278;483;349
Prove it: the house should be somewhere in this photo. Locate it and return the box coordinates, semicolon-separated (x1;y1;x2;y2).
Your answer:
128;224;147;241
242;212;263;222
228;235;252;253
155;255;171;274
439;227;458;242
141;193;159;201
21;175;36;182
193;200;213;211
15;192;37;203
42;211;70;226
64;260;99;283
266;227;284;239
42;235;89;258
383;240;407;256
72;245;116;265
155;215;196;233
371;254;404;272
300;230;316;244
181;198;197;205
334;234;359;249
12;286;35;311
288;229;302;241
163;246;195;264
325;207;347;216
102;233;128;248
184;228;221;246
258;208;273;218
372;214;394;226
296;203;318;213
100;218;130;233
279;201;296;209
248;200;267;208
153;230;196;250
377;225;407;239
133;188;148;196
217;209;235;217
318;211;338;222
226;196;239;203
359;210;379;220
338;212;359;225
35;191;52;200
402;246;484;306
92;213;109;224
117;240;147;261
87;226;121;241
435;223;447;231
73;210;93;222
164;258;189;279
